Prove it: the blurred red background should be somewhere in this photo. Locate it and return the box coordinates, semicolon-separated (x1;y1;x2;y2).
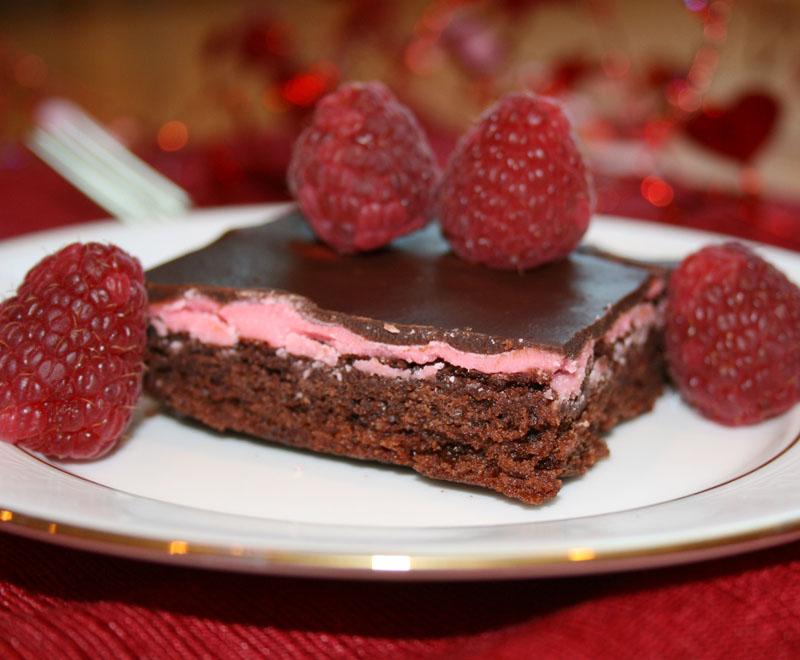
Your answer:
2;0;799;247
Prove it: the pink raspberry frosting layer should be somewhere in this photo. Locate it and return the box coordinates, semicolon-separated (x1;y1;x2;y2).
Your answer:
148;290;661;399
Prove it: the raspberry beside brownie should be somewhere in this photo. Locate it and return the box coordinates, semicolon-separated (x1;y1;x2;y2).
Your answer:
144;210;667;504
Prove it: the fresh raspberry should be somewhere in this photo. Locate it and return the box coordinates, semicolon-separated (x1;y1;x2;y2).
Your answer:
437;93;594;270
665;242;800;426
287;81;439;253
0;243;146;459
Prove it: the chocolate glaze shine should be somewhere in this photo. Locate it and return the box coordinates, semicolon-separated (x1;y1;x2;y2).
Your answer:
146;209;660;358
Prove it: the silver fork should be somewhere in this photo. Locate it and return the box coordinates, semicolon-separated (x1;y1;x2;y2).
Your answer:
27;98;193;224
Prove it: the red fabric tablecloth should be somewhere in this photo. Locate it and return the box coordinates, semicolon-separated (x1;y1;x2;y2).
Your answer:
1;144;799;659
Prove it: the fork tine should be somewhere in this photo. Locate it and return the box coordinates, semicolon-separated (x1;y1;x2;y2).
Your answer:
39;99;193;212
28;128;164;225
27;98;193;223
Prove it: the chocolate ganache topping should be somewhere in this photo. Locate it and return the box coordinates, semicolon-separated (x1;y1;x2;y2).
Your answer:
146;209;660;358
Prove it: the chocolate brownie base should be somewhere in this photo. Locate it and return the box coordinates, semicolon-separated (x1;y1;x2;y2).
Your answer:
145;323;664;504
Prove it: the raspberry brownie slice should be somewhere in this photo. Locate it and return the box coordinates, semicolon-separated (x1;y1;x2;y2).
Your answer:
144;211;667;504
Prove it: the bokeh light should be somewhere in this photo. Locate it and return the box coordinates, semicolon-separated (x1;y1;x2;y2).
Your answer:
281;72;327;106
157;120;189;151
641;176;674;207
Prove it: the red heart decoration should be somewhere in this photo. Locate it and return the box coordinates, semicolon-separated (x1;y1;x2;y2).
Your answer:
684;91;780;163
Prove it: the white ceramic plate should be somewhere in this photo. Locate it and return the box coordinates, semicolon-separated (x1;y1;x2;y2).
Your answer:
1;205;799;580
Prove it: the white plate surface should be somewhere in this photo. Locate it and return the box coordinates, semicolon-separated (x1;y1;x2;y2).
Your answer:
1;205;799;580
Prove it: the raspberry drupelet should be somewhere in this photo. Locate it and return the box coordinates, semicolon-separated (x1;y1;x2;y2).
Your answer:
0;242;147;459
